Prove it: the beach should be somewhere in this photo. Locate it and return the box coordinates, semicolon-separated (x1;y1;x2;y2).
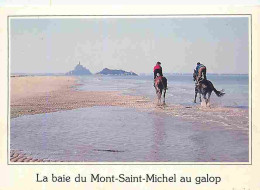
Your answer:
11;76;152;119
10;75;249;162
10;76;152;162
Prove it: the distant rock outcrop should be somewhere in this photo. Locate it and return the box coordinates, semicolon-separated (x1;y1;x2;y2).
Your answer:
96;68;138;76
66;62;92;75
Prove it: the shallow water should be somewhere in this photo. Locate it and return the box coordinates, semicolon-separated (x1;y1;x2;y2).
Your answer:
77;74;249;108
11;106;248;162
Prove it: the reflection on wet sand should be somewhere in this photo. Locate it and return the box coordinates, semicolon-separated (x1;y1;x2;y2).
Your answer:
11;107;248;162
150;114;166;161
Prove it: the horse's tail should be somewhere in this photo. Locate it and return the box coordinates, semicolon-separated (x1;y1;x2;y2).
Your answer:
210;81;225;97
214;88;225;97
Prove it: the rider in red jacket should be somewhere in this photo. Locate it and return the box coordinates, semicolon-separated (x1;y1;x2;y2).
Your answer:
153;61;163;79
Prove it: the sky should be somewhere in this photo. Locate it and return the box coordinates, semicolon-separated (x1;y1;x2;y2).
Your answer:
10;16;249;74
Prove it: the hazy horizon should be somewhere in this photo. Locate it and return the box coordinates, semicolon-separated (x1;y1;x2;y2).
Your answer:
11;70;249;75
10;16;249;74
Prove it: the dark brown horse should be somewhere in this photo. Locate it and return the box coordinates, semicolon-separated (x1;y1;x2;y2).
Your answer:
193;70;225;106
154;76;167;105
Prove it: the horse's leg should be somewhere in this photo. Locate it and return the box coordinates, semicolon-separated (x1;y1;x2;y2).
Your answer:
207;91;212;107
196;84;202;102
194;88;197;103
154;86;158;94
159;89;163;105
155;86;160;105
201;93;207;107
163;89;166;105
157;91;159;105
156;89;161;105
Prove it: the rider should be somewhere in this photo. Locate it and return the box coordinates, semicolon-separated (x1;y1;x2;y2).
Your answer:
195;62;207;82
154;61;163;79
153;61;163;87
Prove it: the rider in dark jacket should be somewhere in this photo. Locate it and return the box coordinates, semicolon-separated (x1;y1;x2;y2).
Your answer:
195;62;207;81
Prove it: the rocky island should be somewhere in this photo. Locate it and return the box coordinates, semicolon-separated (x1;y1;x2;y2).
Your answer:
97;68;138;76
66;62;92;75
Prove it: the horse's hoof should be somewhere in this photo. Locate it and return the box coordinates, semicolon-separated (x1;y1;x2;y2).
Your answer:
201;102;207;107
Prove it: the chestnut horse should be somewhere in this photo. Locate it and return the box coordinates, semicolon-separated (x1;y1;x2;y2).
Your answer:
154;76;167;105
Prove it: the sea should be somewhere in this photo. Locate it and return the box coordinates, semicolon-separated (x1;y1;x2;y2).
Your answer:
76;74;249;109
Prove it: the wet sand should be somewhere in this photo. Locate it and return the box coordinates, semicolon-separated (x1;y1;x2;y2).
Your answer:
11;76;152;119
10;76;249;162
11;106;248;162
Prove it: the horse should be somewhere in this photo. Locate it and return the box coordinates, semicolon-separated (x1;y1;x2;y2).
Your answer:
154;75;167;105
193;70;225;107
